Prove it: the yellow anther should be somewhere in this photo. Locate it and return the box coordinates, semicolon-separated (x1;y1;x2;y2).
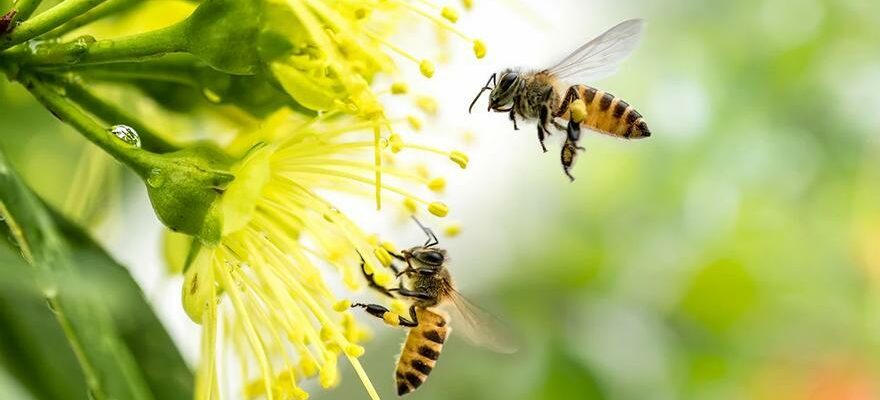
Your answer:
449;150;469;169
320;326;334;342
473;39;487;59
570;99;587;123
373;271;393;287
441;6;459;23
300;357;318;377
403;198;418;213
461;0;473;10
374;247;393;266
345;344;365;357
366;234;380;245
407;115;423;131
428;177;446;192
293;387;309;400
419;60;435;78
383;312;400;326
391;82;409;94
319;360;339;388
381;240;398;254
333;300;352;312
444;222;462;237
389;134;404;153
416;95;438;115
428;202;449;217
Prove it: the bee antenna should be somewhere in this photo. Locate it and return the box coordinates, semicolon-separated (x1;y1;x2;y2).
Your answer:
468;73;496;114
411;216;439;247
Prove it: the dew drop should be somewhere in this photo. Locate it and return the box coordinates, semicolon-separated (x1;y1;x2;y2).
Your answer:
147;168;165;188
64;35;96;64
108;124;141;148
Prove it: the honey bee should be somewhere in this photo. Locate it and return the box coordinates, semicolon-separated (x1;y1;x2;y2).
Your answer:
469;19;650;181
353;219;516;396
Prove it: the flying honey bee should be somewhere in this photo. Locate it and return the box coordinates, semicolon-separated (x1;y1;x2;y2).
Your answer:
353;219;516;396
469;19;650;181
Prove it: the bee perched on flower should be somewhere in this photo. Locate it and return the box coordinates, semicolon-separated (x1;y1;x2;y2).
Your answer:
177;109;468;400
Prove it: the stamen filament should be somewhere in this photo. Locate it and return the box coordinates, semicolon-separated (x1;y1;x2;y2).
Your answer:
390;0;473;41
214;261;276;400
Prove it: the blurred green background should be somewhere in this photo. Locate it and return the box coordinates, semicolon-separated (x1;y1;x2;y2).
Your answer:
319;0;880;399
3;0;880;399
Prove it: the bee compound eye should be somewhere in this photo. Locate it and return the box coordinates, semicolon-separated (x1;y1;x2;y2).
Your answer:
418;250;444;265
499;73;516;90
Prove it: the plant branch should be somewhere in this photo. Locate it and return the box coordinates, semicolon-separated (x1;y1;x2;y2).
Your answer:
9;0;43;21
11;22;188;67
1;0;107;51
42;0;139;39
60;77;180;153
17;72;159;177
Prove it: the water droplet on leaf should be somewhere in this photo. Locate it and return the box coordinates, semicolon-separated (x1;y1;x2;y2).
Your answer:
147;168;165;188
108;124;141;147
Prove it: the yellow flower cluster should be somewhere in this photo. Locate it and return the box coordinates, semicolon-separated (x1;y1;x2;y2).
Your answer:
264;0;483;210
181;108;468;399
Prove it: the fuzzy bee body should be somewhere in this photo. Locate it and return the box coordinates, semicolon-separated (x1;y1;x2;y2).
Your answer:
395;308;449;395
557;84;651;139
470;19;650;181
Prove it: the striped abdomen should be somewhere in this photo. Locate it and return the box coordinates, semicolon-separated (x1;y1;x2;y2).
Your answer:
395;308;448;396
559;85;650;139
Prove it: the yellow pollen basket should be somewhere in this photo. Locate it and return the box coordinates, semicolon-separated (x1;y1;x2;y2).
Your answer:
570;99;588;123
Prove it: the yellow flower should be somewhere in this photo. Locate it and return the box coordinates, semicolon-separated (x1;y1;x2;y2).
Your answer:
263;0;484;210
182;111;466;400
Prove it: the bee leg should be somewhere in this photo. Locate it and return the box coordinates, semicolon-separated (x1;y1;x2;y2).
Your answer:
536;106;552;153
359;257;396;298
551;119;566;131
560;114;587;182
566;114;582;142
556;86;581;118
561;137;583;183
509;109;519;130
389;288;434;302
352;303;420;328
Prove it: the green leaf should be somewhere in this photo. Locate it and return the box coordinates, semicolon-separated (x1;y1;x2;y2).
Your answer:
0;243;88;400
0;149;194;400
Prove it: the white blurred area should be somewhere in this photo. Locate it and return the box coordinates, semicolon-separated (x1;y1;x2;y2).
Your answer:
94;0;659;370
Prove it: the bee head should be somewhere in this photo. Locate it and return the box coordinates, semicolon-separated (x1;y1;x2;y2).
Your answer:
469;69;520;114
488;69;520;110
407;247;448;269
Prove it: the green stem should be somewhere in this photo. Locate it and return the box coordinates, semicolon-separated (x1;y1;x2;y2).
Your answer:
10;0;43;21
42;0;139;39
60;77;180;153
39;57;204;86
14;21;189;66
18;72;159;177
1;0;107;51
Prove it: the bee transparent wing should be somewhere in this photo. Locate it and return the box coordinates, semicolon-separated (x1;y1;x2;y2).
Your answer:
547;19;644;83
445;288;518;354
